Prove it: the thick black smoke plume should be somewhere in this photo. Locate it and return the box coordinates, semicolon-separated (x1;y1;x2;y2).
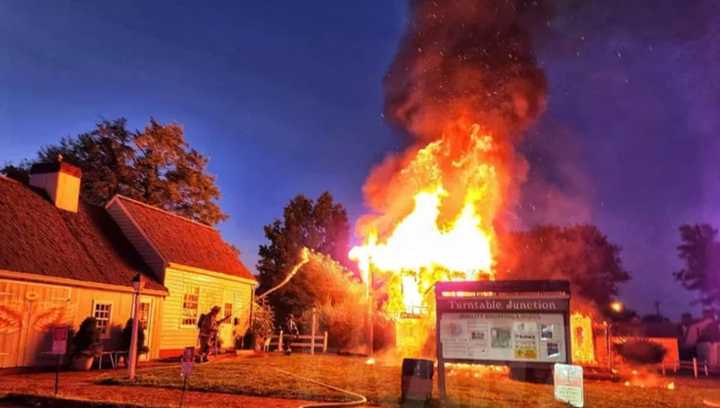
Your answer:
384;0;551;141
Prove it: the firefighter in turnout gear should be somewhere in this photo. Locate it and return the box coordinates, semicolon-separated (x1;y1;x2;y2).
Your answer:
197;306;231;362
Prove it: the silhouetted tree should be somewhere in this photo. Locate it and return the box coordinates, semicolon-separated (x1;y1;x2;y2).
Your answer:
257;192;350;319
497;224;631;312
0;161;31;184
675;224;720;308
1;118;226;225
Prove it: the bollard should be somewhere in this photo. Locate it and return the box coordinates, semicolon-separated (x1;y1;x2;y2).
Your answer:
401;358;434;403
693;357;698;379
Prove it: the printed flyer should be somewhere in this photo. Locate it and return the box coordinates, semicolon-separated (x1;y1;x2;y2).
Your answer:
440;313;566;363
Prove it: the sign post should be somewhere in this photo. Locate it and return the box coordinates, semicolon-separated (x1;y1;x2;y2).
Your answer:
179;346;194;408
435;280;572;400
311;307;317;355
51;326;69;396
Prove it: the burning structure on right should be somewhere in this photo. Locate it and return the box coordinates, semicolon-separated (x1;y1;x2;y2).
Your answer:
346;0;598;361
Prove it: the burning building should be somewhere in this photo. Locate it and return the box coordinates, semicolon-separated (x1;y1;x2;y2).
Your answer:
349;0;552;358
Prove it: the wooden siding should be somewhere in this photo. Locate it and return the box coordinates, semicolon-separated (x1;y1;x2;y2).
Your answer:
0;278;162;367
106;200;166;280
158;267;253;354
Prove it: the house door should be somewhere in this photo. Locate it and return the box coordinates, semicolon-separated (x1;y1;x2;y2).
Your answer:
0;280;74;368
138;298;153;361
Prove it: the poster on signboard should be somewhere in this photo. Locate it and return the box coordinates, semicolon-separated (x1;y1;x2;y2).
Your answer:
439;313;567;363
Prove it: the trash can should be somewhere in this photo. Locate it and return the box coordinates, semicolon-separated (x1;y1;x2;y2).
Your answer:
401;358;434;403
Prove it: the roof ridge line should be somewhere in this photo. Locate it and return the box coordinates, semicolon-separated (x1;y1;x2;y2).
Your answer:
0;174;21;184
114;195;217;231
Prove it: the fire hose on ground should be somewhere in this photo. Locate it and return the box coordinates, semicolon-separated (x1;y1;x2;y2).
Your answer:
133;361;367;407
257;249;368;407
271;367;368;408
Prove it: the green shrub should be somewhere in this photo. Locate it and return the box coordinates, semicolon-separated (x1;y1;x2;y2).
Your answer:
71;317;102;357
120;318;148;354
251;301;275;339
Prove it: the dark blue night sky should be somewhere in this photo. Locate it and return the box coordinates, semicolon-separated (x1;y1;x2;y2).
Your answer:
2;1;719;318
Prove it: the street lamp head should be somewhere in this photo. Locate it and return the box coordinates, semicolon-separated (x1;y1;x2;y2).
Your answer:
610;300;624;313
131;274;144;291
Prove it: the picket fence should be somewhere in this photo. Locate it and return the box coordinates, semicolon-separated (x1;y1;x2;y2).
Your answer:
264;330;328;354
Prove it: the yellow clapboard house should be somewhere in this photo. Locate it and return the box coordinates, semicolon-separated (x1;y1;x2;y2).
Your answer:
0;160;256;367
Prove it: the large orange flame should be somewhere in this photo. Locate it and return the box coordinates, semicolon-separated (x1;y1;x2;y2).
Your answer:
350;124;499;319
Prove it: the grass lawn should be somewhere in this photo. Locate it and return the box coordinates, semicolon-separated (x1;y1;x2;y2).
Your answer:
100;354;720;407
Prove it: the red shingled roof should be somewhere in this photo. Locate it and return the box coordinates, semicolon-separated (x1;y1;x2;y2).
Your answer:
114;196;255;281
0;176;165;291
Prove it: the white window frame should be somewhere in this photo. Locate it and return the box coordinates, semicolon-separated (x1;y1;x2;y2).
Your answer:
92;300;113;339
138;301;151;331
181;286;200;328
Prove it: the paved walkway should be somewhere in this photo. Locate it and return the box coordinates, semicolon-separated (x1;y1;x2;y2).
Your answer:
0;365;311;408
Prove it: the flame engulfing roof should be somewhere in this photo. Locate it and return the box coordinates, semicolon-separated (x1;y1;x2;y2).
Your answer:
0;176;164;290
112;195;255;281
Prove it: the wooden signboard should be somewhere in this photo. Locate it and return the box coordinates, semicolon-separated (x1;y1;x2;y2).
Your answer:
435;280;572;399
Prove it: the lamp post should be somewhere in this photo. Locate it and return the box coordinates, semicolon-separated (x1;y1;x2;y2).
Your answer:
607;300;624;371
366;267;374;360
129;274;144;381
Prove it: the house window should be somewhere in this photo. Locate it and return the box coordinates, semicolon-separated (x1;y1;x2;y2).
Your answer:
93;302;112;337
224;303;233;323
139;302;151;330
182;287;200;327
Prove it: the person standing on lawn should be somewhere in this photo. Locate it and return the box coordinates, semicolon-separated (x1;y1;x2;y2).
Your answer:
198;306;231;362
284;314;299;355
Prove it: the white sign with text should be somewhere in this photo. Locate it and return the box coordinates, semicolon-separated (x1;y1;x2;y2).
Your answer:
439;313;567;363
554;363;584;407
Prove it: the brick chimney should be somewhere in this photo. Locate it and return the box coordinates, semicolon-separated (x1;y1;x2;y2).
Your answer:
29;157;82;213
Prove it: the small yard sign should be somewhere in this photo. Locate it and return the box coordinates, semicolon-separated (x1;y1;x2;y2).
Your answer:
181;347;194;377
51;326;68;354
554;363;583;407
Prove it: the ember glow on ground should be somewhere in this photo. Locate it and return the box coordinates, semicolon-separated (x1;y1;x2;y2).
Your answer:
102;354;720;407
